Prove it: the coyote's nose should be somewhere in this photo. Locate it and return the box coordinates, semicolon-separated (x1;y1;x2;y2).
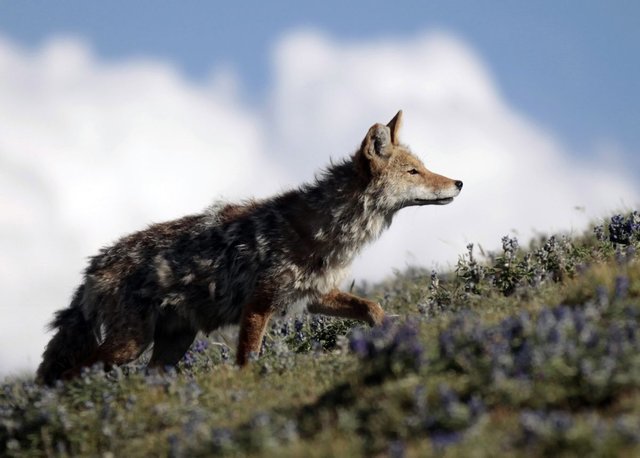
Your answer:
455;180;463;190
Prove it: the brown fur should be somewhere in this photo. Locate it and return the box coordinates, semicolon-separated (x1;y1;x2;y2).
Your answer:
36;110;462;384
308;290;385;326
236;293;275;366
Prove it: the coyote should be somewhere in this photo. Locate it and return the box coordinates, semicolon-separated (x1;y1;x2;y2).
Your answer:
37;110;462;384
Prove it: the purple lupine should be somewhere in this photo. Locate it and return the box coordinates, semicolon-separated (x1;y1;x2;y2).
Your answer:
614;276;630;299
192;339;208;353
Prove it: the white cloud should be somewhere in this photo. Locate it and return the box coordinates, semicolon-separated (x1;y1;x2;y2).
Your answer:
0;31;637;377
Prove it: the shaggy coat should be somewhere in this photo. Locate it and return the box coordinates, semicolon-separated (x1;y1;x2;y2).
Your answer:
37;110;462;384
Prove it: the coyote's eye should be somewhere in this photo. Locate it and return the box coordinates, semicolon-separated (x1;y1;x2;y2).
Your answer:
408;168;420;175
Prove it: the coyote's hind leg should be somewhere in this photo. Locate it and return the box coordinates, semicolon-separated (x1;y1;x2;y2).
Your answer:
61;314;156;378
148;310;197;369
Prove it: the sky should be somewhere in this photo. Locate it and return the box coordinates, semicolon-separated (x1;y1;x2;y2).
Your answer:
2;1;639;158
1;1;639;376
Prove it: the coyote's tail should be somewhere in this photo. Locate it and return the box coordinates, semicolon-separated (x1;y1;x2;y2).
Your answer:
36;285;98;385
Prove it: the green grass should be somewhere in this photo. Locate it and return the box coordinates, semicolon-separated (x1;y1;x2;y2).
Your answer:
2;211;640;457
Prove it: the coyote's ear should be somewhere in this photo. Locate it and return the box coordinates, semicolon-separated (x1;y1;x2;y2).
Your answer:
386;110;403;145
363;124;392;161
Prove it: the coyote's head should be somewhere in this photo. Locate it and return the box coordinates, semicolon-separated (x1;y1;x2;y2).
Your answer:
357;110;463;212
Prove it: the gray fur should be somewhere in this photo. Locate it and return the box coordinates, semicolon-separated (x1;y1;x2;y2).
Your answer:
36;111;462;384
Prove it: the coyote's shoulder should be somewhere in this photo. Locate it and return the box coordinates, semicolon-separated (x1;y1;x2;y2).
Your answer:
37;110;463;384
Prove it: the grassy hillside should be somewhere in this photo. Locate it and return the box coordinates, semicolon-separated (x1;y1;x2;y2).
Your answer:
2;211;640;457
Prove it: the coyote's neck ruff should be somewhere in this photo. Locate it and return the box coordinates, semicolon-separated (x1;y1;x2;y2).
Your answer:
278;159;392;277
37;110;463;384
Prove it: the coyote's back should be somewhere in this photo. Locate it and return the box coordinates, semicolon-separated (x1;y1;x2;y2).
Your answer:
37;110;463;384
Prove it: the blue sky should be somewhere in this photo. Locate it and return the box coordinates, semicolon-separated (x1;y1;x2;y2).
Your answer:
1;0;639;162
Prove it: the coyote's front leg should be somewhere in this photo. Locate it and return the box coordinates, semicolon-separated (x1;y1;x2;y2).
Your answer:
308;289;385;326
237;295;274;366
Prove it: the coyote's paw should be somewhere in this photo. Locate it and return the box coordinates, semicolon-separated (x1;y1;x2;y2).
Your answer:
366;302;386;326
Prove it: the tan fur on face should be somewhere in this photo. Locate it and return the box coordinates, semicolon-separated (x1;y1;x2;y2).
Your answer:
358;112;461;210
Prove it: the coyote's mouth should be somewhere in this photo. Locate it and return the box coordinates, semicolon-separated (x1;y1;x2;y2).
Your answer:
413;197;454;206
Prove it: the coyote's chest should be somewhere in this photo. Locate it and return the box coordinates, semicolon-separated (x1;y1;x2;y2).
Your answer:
302;265;351;296
292;215;388;297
